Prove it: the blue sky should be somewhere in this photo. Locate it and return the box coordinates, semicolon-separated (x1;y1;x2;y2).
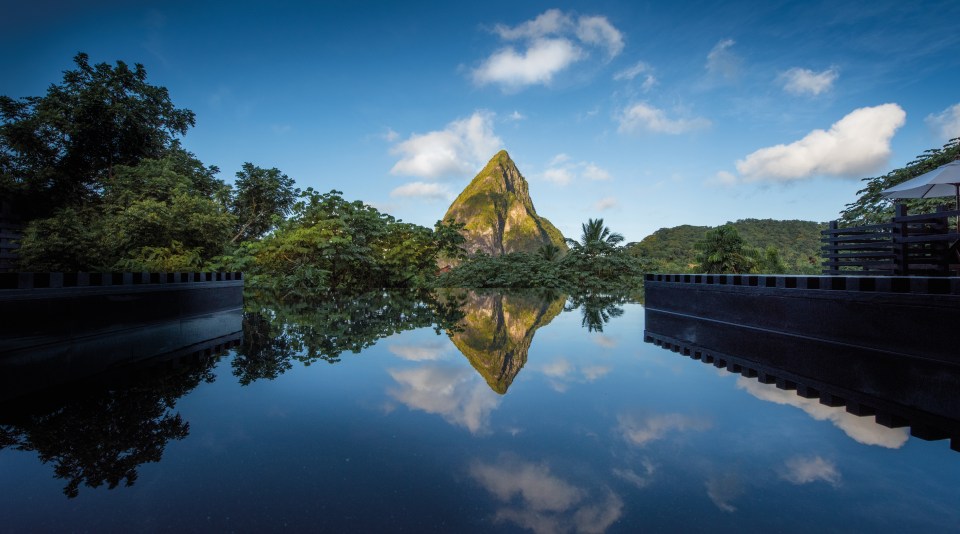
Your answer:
3;0;960;241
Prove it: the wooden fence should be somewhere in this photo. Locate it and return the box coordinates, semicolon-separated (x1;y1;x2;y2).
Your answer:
821;205;960;275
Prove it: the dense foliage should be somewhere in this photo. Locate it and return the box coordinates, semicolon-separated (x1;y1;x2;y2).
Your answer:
628;219;824;274
840;138;960;225
438;218;648;291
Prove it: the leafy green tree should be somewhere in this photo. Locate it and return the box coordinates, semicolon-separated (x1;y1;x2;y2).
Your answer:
840;138;960;225
249;189;464;291
694;225;756;274
17;155;234;271
0;53;195;219
229;163;299;243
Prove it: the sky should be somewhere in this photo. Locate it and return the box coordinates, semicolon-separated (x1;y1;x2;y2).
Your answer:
3;0;960;242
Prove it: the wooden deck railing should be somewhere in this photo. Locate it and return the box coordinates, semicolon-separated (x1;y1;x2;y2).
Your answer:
821;205;960;275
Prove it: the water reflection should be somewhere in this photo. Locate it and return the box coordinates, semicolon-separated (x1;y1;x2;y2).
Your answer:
387;365;501;434
442;289;566;394
0;350;223;498
469;454;623;534
234;290;466;384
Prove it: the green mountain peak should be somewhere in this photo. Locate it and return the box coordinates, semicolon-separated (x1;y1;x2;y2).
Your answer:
443;151;566;256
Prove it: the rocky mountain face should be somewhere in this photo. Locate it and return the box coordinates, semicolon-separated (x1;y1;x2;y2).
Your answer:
446;290;566;394
443;150;566;256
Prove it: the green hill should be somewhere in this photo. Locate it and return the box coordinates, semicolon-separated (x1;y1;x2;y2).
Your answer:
628;219;826;274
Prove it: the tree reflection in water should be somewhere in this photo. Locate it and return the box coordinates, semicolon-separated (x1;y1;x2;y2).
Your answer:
566;293;632;333
233;290;466;384
0;353;220;498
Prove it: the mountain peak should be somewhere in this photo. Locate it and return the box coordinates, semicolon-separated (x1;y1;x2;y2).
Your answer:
442;151;566;256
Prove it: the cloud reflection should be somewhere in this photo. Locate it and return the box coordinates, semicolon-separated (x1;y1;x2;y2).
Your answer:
387;341;449;361
618;413;711;447
736;378;908;449
612;458;656;489
470;456;623;534
388;365;501;434
780;455;841;487
705;473;742;513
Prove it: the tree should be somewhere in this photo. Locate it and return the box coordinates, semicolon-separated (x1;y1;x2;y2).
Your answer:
694;225;756;274
229;163;299;243
840;138;960;225
0;53;195;219
566;218;624;254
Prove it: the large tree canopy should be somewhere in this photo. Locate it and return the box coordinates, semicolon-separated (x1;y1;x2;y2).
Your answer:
0;52;195;218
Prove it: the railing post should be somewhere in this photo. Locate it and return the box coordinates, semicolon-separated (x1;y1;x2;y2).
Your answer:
823;221;838;274
894;204;908;275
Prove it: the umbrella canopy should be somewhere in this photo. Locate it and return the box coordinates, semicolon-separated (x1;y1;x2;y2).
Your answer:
881;160;960;200
881;159;960;233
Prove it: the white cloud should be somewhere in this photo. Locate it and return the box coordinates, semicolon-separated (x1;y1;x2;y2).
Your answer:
543;159;613;187
735;103;906;182
544;167;576;185
618;413;711;447
780;67;839;96
390;181;452;200
474;38;585;89
925;103;960;141
507;110;527;121
387;342;448;361
583;163;611;181
493;8;572;40
780;455;841;486
390;111;503;179
580;365;611;381
576;15;624;58
591;335;617;348
705;38;740;81
470;456;624;534
476;10;624;90
542;358;573;378
388;365;501;434
737;377;908;448
613;61;648;81
594;197;618;212
618;103;711;135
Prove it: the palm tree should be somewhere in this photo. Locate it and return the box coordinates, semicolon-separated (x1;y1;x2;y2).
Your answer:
537;242;562;261
565;218;624;250
693;225;756;273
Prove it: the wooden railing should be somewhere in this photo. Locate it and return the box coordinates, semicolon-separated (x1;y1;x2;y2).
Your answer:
821;205;960;276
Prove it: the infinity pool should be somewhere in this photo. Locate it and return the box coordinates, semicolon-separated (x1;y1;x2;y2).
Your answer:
1;290;957;532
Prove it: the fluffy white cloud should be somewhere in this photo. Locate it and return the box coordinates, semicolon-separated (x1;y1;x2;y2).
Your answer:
593;197;618;211
736;103;906;182
780;67;839;96
780;455;841;486
618;103;711;135
389;181;452;200
388;365;501;434
550;153;571;165
575;15;624;58
618;413;711;447
925;103;960;141
705;38;740;81
737;377;908;448
473;38;585;89
707;170;738;187
507;110;526;121
476;10;624;90
390;111;503;179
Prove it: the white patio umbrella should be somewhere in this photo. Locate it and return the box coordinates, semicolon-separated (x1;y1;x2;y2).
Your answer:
881;160;960;233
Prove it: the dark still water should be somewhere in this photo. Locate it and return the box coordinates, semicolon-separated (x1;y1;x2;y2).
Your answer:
1;290;958;532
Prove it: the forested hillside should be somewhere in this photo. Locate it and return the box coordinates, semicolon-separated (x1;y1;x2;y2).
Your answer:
628;219;826;274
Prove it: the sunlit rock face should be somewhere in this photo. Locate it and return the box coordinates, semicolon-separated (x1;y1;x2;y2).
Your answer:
446;290;566;394
442;150;566;257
